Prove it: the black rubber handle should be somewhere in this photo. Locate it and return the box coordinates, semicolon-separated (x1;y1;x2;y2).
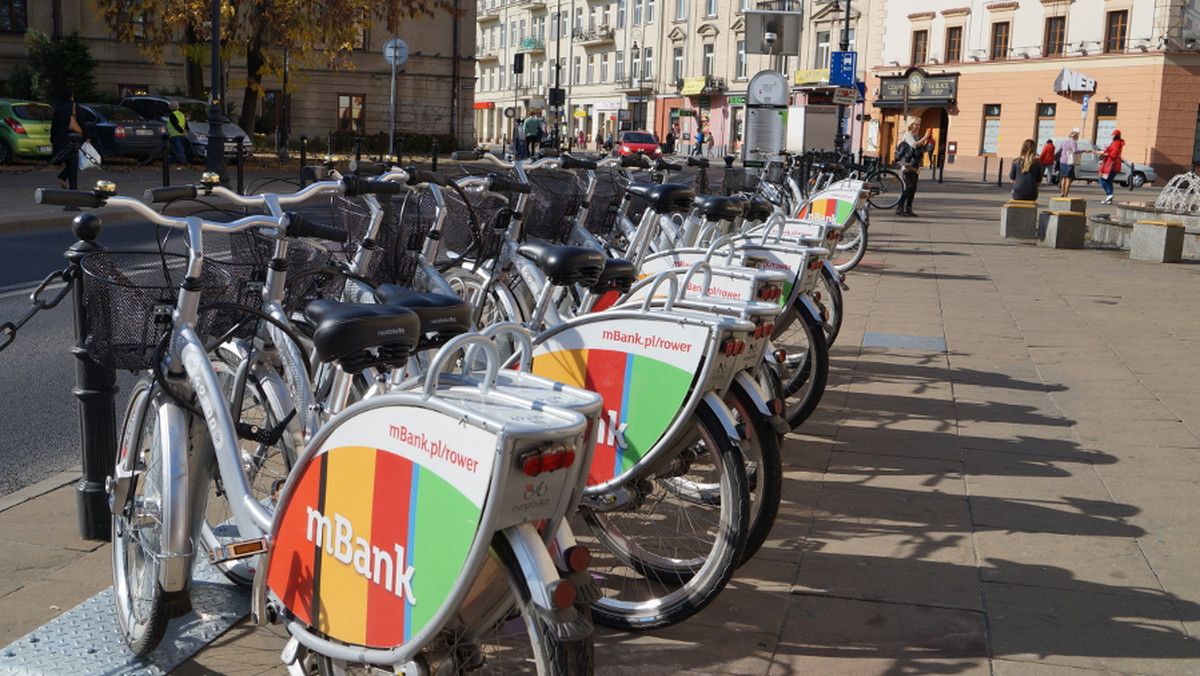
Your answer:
405;166;450;187
284;212;349;243
451;150;485;161
620;155;651;169
487;173;532;194
143;185;198;204
341;175;404;197
687;156;711;168
654;159;684;172
561;155;598;171
536;147;561;158
34;188;105;208
348;160;384;175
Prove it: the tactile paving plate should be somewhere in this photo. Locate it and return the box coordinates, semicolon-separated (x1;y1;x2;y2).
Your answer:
0;560;249;675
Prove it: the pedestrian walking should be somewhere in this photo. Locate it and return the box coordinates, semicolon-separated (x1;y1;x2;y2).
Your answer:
664;128;676;154
1010;138;1044;201
691;128;704;157
1039;138;1056;184
1056;129;1082;197
50;90;84;194
1098;129;1125;204
523;114;541;157
167;104;191;166
894;117;934;217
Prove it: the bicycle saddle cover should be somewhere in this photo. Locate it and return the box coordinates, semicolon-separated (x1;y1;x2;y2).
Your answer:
623;183;695;214
304;299;420;369
589;258;638;294
745;199;774;222
693;195;746;221
374;284;473;347
517;241;606;287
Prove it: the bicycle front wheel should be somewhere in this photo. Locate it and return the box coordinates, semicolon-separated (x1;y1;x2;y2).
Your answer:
724;379;783;565
575;399;749;630
111;376;170;656
829;215;868;273
771;303;830;430
866;169;904;210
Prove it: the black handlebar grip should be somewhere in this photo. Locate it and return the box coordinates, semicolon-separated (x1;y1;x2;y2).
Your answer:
620;155;651;169
561;154;598;171
284;212;349;243
34;188;106;208
142;185;198;204
487;173;532;194
405;166;450;187
653;159;684;172
348;160;385;175
451;150;485;161
341;175;404;197
536;147;561;158
687;156;711;168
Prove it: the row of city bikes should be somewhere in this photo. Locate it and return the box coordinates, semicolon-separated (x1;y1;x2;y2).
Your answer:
23;146;873;674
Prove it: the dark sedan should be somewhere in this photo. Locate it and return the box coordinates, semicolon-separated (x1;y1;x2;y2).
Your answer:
76;103;166;161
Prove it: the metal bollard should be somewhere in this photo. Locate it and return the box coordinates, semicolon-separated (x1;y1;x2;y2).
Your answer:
299;135;308;187
66;213;118;541
997;158;1004;187
982;156;989;183
354;137;363;163
431;139;439;172
161;133;170;187
234;135;245;194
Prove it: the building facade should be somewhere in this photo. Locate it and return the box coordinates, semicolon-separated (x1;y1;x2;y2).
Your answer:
868;0;1200;180
0;1;477;149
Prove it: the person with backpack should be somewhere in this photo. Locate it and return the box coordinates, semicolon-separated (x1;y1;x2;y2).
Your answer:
894;117;934;217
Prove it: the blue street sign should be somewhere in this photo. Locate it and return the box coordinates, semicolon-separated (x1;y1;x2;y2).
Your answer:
830;51;857;87
1081;94;1090;113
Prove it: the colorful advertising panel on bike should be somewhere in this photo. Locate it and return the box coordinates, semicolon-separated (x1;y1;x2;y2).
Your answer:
792;180;866;224
267;406;497;649
531;319;711;486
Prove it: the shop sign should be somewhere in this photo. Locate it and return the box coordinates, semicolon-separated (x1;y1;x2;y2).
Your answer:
681;76;707;95
728;96;746;105
596;101;621;111
875;70;957;107
618;109;631;121
473;101;495;109
677;109;697;117
573;110;589;117
794;69;830;86
1053;66;1096;93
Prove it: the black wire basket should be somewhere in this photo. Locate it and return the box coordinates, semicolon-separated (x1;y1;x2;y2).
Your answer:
79;251;235;371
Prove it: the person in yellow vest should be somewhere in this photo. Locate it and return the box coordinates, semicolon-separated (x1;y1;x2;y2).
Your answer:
167;104;191;165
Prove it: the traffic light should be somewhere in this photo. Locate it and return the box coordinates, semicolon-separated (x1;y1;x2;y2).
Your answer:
513;53;524;74
548;87;565;106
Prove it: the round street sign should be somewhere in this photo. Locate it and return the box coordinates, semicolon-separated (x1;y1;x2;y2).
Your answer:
384;37;409;66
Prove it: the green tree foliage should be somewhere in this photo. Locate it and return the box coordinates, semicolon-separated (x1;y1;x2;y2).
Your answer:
23;30;98;103
93;0;459;131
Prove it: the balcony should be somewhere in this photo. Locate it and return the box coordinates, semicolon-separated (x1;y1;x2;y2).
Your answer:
615;76;655;93
518;37;546;53
521;0;547;9
677;75;727;95
476;47;500;61
478;7;501;22
573;26;615;46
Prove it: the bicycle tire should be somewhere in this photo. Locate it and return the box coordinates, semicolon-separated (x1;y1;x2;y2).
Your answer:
771;302;830;430
723;379;783;565
813;265;844;347
829;214;868;273
200;352;298;589
866;169;904;210
444;266;530;329
575;398;749;630
111;376;170;656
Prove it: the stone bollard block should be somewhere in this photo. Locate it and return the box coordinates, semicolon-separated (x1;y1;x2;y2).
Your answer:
1038;211;1087;249
1050;196;1087;216
1130;220;1184;263
1001;200;1038;238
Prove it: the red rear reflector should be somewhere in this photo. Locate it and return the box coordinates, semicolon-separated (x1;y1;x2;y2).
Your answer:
521;444;577;476
828;231;842;240
563;545;591;572
808;260;823;270
549;580;577;609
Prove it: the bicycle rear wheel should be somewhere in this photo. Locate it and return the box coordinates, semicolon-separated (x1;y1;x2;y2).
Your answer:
111;376;170;656
866;169;904;210
813;265;844;347
724;379;783;565
575;399;749;630
771;303;830;430
828;215;868;273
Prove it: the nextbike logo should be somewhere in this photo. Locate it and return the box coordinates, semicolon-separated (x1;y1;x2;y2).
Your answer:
306;507;417;604
601;328;693;353
389;424;480;473
513;481;553;512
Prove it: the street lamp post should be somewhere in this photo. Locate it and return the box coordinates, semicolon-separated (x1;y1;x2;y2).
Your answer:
207;0;227;180
833;0;851;152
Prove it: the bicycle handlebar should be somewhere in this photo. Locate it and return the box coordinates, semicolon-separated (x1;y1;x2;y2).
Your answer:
37;189;285;234
284;212;350;243
405;166;450;187
34;188;107;209
486;173;532;194
686;157;711;168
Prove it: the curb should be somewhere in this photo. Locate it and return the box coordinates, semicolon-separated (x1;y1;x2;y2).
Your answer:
0;468;80;514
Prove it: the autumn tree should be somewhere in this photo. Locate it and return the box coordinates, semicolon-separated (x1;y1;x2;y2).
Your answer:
94;0;457;133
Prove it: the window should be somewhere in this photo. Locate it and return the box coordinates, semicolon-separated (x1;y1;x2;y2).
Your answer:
647;0;654;23
945;25;963;62
337;94;365;132
616;51;625;80
633;0;642;24
815;30;830;69
1035;103;1056;145
981;104;1001;154
560;11;568;37
617;0;626;28
643;46;653;80
118;84;149;98
705;0;716;17
550;11;557;39
736;39;747;79
1095;102;1118;141
703;43;714;76
600;53;609;81
4;1;29;33
511;20;517;44
1044;16;1065;57
587;55;594;83
673;46;684;82
1104;10;1128;53
675;0;686;21
911;29;928;64
574;56;582;83
841;28;856;51
990;21;1010;60
574;8;582;32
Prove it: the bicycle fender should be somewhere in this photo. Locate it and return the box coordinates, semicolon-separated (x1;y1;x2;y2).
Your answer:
821;260;848;290
500;524;593;642
732;370;788;436
795;294;824;325
158;399;194;593
701;391;741;446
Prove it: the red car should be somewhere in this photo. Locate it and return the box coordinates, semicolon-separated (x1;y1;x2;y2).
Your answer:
617;130;662;158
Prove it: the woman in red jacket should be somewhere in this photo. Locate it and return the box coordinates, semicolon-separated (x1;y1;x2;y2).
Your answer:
1098;129;1125;204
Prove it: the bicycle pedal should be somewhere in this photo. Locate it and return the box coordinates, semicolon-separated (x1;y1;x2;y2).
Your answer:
208;537;269;563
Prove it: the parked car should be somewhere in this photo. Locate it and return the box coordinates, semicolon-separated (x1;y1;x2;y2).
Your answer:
75;103;166;161
1048;136;1158;188
0;98;54;164
617;130;663;159
119;95;253;159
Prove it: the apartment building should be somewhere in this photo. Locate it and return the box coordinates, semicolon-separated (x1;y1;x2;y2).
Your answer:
473;0;875;155
0;1;477;149
872;0;1200;179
